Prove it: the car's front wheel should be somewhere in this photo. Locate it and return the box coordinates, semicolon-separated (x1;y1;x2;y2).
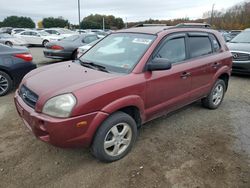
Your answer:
202;79;226;109
91;111;137;162
0;71;12;96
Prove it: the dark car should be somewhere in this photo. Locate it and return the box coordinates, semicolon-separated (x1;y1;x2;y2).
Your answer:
44;34;99;60
15;26;232;162
0;44;36;96
227;29;250;74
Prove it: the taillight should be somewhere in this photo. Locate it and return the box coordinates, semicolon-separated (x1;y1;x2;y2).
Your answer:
50;45;64;50
14;53;33;62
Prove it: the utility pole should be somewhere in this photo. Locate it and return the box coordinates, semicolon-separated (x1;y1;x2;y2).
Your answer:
78;0;81;30
210;4;215;26
103;17;105;31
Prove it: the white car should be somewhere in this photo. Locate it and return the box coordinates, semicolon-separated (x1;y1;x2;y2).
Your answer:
0;33;27;46
42;28;77;38
77;39;100;58
14;30;63;46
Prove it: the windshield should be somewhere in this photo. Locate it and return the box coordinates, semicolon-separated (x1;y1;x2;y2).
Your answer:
80;33;156;73
0;33;11;38
231;31;250;43
39;31;49;36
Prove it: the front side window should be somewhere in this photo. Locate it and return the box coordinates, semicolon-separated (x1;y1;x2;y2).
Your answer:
81;33;156;73
189;36;212;58
155;37;186;63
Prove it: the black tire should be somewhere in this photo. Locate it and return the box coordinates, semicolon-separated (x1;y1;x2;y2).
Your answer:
202;79;226;109
0;71;13;96
71;50;78;60
5;41;13;47
91;111;137;162
42;40;49;47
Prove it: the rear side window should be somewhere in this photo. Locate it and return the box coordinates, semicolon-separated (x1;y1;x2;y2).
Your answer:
189;36;212;58
156;37;186;63
210;34;221;52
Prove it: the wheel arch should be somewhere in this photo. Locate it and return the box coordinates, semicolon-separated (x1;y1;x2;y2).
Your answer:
0;68;13;81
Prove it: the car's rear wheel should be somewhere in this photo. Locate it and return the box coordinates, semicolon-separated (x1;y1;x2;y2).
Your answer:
202;79;226;109
5;41;13;47
42;40;49;47
91;111;137;162
0;71;12;96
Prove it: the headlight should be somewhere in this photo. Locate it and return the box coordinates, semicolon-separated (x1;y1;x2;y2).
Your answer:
42;94;77;118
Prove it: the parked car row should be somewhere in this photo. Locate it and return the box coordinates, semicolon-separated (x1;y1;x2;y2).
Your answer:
219;30;242;42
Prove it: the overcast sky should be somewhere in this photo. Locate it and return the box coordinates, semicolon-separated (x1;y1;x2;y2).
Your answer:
0;0;245;24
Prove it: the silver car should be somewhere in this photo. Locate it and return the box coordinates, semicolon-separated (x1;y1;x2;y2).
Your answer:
0;33;27;46
227;29;250;74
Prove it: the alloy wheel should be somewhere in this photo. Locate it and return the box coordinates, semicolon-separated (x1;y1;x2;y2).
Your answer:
0;74;9;95
212;84;224;106
104;122;132;157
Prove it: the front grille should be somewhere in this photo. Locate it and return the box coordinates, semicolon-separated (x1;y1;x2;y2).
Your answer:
19;85;39;109
231;52;250;61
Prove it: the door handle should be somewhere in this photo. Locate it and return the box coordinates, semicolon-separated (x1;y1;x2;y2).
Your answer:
180;72;191;79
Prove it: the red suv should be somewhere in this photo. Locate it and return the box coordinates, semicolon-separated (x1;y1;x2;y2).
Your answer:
14;26;232;162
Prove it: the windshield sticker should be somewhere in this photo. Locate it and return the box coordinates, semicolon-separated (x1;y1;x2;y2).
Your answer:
132;38;152;45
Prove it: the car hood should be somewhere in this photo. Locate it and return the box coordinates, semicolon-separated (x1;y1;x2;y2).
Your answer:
227;42;250;53
22;61;119;101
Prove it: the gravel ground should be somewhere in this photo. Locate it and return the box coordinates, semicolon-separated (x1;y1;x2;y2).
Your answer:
0;47;250;188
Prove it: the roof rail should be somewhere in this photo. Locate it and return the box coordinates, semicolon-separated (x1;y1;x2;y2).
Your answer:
134;24;167;27
175;23;211;29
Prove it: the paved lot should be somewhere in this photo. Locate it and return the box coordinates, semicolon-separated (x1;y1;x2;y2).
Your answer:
0;48;250;188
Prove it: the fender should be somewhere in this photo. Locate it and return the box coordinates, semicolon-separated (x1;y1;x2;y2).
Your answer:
211;65;231;87
101;95;146;122
81;95;146;147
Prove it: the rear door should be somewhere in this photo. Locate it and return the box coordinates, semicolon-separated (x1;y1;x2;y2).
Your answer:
186;32;215;100
145;33;192;120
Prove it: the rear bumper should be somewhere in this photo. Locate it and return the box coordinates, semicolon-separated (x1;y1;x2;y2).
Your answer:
232;61;250;74
43;49;72;59
14;91;109;148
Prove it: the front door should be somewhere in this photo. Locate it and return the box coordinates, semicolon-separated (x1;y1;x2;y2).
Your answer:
145;33;192;121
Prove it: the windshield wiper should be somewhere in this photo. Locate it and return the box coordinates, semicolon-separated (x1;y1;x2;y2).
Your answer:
78;59;109;73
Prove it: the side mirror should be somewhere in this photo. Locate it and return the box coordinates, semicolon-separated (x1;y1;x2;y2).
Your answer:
147;58;172;71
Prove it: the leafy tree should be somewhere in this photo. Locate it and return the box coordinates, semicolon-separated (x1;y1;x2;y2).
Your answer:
42;17;69;28
1;16;35;28
80;14;124;29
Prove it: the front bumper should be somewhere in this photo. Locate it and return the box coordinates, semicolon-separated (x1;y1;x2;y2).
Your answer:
14;91;109;148
232;61;250;74
43;49;72;60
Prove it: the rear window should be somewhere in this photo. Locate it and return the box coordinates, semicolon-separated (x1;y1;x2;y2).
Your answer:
189;36;212;58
